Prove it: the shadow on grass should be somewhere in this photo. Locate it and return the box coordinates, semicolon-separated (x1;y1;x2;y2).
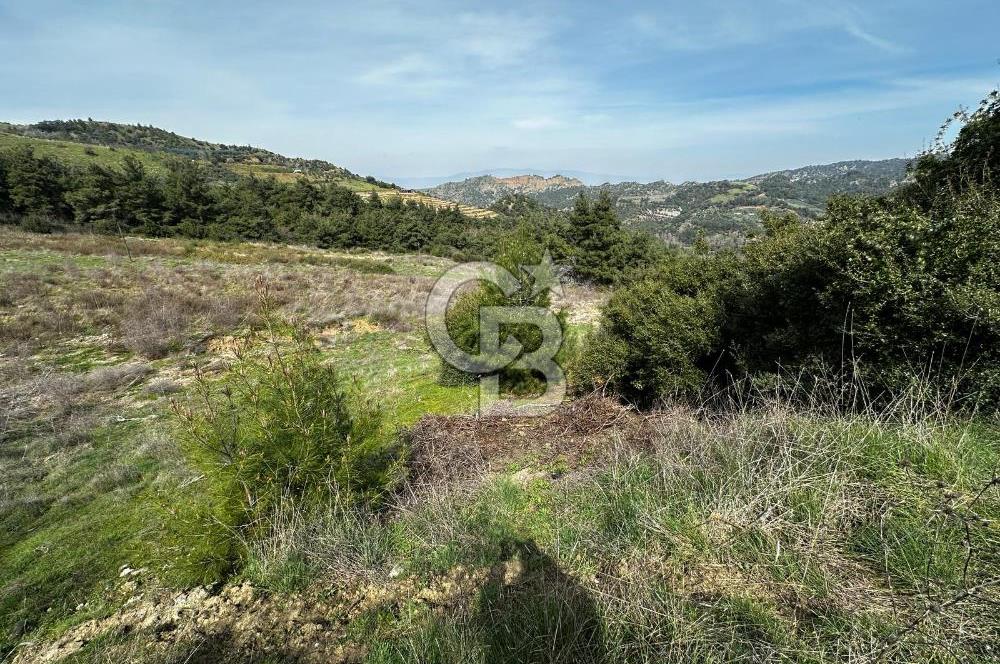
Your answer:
473;539;607;664
153;630;304;664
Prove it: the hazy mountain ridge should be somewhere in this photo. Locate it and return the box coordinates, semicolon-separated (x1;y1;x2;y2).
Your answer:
427;174;586;207
390;168;627;188
425;158;911;244
1;118;909;245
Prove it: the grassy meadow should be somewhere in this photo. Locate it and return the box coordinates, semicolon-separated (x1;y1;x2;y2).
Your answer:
0;231;482;656
0;132;174;176
1;229;996;664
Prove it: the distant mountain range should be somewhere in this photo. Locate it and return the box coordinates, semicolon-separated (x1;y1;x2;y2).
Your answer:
1;119;911;246
422;159;911;245
391;168;631;189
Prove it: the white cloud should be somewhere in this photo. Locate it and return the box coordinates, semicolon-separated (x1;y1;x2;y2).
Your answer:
454;12;551;67
512;116;561;130
356;53;455;90
349;8;566;107
842;23;904;54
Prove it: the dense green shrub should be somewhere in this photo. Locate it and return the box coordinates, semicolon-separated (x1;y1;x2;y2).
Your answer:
3;147;70;221
579;93;1000;408
565;191;665;284
161;308;394;583
438;226;569;395
0;153;10;215
899;89;1000;210
581;185;1000;408
739;191;999;402
575;253;726;404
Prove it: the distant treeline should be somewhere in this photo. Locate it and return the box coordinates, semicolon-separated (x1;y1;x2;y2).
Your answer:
0;146;663;282
0;148;510;258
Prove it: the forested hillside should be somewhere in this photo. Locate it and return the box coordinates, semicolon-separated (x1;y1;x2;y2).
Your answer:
0;122;504;257
426;158;910;245
0;121;500;219
0;132;663;284
0;119;367;182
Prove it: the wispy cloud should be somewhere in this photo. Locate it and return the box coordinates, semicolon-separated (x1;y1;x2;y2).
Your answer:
512;116;561;130
625;1;904;54
842;22;904;54
0;0;993;181
357;53;455;91
352;8;562;107
453;12;552;67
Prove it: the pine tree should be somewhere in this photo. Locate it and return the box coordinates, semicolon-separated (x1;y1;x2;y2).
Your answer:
567;190;623;282
5;147;70;219
67;163;120;228
163;159;215;234
116;155;165;234
0;153;11;216
323;185;363;216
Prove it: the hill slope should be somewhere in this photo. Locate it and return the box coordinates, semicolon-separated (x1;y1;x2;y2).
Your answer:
425;159;910;244
0;120;495;217
427;174;585;207
1;119;359;178
4;231;996;664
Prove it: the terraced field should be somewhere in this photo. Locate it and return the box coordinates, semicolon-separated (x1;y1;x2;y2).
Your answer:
359;189;497;218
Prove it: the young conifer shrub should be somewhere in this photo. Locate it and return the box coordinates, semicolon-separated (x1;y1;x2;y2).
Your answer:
437;225;568;395
161;287;395;583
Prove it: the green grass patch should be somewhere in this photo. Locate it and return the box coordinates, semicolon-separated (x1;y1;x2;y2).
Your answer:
0;248;112;273
323;330;477;428
0;131;171;174
0;419;166;649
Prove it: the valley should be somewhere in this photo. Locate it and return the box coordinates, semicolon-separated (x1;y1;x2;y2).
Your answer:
424;158;910;245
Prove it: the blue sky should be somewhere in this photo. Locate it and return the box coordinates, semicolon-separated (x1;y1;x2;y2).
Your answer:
1;0;997;183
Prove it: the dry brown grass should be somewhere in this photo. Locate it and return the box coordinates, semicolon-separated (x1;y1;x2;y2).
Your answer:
407;395;652;486
0;272;49;307
1;235;430;358
144;378;183;396
0;229;400;271
116;285;250;359
83;362;154;391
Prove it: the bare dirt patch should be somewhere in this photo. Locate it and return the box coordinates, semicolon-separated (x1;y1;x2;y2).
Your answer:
11;565;494;664
407;395;653;485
